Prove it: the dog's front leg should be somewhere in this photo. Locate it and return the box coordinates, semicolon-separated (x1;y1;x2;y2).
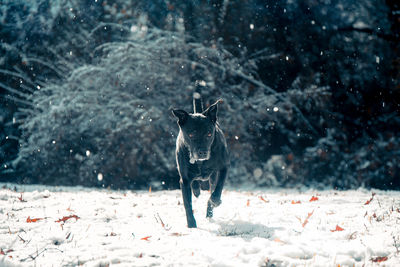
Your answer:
180;178;197;228
206;167;228;218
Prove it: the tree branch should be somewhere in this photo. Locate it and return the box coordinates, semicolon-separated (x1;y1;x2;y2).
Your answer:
337;26;397;42
200;58;320;136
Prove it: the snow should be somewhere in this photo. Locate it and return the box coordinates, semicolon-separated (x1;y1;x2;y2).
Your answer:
1;183;399;266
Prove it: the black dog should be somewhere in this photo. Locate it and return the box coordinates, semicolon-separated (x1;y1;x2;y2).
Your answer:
172;94;229;228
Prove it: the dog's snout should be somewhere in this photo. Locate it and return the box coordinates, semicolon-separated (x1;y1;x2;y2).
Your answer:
198;151;208;157
196;150;210;161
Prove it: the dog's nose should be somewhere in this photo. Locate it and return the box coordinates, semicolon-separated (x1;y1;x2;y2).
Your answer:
198;151;208;158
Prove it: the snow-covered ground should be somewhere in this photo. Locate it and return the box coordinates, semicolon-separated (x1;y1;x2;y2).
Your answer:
0;183;399;267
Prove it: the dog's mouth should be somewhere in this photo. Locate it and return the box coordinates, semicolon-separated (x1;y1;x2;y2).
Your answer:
190;151;210;163
195;157;209;161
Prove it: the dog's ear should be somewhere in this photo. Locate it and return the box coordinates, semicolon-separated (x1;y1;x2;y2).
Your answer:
172;109;189;125
203;99;221;123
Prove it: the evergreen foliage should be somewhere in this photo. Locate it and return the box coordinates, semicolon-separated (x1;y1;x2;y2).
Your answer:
1;0;399;189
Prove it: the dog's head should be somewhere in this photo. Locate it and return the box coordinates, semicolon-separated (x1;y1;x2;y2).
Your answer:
172;100;221;161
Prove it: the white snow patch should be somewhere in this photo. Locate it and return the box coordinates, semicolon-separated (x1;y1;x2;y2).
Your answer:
353;21;369;29
0;184;399;266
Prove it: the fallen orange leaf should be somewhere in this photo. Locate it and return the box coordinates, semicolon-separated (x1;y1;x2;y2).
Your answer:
258;196;269;203
309;196;319;202
364;192;376;205
66;207;75;212
170;232;187;236
55;215;80;223
371;256;388;262
246;199;250;207
331;225;344;232
18;193;26;202
302;210;314;227
141;236;151;241
291;200;301;204
26;216;44;223
273;238;285;244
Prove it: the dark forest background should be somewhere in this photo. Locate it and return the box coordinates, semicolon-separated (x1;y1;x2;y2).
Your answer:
0;0;399;190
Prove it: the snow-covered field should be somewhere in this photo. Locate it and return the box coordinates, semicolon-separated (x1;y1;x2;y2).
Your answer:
1;183;399;267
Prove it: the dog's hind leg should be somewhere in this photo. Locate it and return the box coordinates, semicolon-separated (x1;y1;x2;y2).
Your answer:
191;180;201;198
206;167;227;218
181;179;197;228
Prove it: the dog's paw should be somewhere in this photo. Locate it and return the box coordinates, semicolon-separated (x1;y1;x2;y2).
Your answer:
188;221;197;228
187;215;197;228
206;208;213;218
191;181;201;198
193;188;200;198
208;197;222;207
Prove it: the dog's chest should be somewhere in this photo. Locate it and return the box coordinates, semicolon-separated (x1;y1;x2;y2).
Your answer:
188;160;214;180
